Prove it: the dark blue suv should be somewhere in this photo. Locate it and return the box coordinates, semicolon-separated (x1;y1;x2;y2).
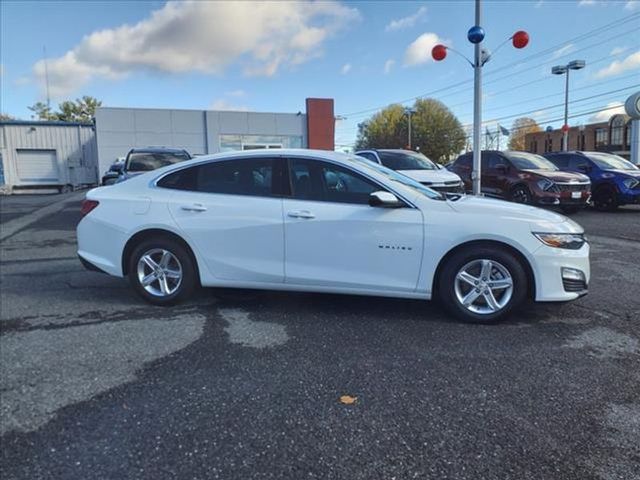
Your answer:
544;151;640;211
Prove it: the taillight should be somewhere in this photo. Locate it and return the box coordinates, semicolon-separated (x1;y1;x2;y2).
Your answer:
80;199;99;217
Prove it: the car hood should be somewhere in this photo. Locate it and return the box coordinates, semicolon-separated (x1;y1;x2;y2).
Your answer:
603;169;640;179
398;169;461;184
521;169;590;183
446;195;584;233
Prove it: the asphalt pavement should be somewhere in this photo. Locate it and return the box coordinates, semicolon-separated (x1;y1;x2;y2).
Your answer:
1;194;639;480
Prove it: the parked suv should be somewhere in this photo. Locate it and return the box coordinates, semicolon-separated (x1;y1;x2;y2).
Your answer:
544;151;640;211
355;149;464;193
116;147;192;183
449;150;591;213
101;157;125;186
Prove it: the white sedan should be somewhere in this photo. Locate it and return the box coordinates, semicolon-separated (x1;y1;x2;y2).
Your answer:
77;149;589;323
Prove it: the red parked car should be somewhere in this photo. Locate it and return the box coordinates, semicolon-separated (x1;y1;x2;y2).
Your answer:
449;150;591;213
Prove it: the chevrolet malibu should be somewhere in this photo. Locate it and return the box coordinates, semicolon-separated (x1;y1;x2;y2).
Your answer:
77;149;589;323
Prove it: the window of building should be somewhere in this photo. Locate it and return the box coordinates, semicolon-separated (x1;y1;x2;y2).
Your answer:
626;122;632;147
290;158;380;205
610;115;625;146
595;128;607;147
545;137;553;152
220;134;302;152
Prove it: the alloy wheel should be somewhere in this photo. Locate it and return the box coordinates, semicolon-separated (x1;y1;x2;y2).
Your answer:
136;248;183;297
454;259;514;315
511;187;530;204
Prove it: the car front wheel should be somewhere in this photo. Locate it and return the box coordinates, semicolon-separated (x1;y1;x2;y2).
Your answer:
128;238;197;305
438;247;528;323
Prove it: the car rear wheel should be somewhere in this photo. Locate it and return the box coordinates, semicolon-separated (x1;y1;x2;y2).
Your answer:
510;185;532;205
128;238;197;305
438;247;528;323
593;186;618;211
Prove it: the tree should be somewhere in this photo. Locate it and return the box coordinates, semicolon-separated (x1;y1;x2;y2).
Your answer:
507;117;541;151
355;98;466;163
28;96;102;122
28;101;56;121
0;113;16;121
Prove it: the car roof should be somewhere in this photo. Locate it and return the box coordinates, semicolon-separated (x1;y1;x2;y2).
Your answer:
129;147;189;154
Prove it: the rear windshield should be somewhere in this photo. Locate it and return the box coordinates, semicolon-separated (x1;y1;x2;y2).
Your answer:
586;152;638;171
377;151;438;171
127;152;190;172
506;152;558;171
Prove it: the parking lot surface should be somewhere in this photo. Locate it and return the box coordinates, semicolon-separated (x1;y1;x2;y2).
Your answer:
1;194;639;480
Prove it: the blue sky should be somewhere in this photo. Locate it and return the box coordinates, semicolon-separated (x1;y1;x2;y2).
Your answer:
1;0;639;149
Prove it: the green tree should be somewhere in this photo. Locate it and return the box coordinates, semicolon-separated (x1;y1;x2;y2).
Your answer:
28;96;102;122
355;98;466;163
508;117;541;151
28;101;56;120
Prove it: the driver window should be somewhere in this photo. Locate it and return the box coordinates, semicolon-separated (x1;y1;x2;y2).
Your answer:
290;158;380;205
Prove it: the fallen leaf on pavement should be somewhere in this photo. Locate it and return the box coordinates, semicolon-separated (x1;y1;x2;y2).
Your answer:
339;395;357;405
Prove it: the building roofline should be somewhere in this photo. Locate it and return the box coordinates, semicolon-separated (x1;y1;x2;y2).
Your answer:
0;120;94;127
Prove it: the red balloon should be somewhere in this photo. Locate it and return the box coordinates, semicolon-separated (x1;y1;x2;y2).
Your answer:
432;44;447;61
512;30;529;49
561;124;570;133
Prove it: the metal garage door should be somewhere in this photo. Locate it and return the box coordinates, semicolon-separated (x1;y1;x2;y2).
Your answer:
16;149;59;184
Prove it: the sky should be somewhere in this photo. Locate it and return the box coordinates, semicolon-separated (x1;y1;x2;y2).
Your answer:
1;0;639;150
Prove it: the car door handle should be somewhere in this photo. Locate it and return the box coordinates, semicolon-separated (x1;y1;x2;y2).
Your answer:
287;210;315;219
181;204;207;212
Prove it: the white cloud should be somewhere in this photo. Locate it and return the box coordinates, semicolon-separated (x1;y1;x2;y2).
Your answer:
340;63;352;75
383;59;395;74
31;0;359;97
534;0;544;7
226;89;246;97
610;46;628;56
385;6;427;32
625;0;640;10
589;102;625;122
578;0;597;6
552;43;575;59
210;99;249;111
404;32;446;67
594;50;640;78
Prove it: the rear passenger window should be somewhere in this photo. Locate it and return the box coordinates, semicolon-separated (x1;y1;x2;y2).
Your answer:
547;155;569;168
157;159;276;197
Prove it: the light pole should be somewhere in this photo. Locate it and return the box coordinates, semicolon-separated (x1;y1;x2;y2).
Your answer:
405;107;416;149
431;0;529;195
551;60;586;151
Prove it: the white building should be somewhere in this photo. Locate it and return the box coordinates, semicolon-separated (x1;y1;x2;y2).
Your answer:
0;121;98;193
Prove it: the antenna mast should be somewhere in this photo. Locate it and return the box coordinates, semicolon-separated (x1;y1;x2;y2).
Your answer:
43;46;51;110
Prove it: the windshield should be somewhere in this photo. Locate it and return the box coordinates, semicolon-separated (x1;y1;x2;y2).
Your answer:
127;152;190;172
506;151;558;171
586;152;638;171
378;151;438;171
348;155;444;200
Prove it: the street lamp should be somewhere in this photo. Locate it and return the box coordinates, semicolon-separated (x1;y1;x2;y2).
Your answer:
552;59;586;152
405;107;417;149
431;0;529;195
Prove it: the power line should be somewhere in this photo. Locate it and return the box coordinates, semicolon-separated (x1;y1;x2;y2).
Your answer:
338;12;639;119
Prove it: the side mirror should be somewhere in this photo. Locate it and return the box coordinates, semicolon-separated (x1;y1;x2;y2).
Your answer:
369;191;404;208
495;164;508;173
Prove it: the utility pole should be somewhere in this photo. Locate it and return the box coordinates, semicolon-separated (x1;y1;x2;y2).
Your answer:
471;0;482;195
405;107;416;149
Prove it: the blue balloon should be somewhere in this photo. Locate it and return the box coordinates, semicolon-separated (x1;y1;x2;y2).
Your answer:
467;26;485;44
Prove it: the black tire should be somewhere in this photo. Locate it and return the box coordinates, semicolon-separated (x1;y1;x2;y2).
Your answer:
509;184;532;205
128;237;198;306
560;206;580;215
437;246;529;323
593;186;618;211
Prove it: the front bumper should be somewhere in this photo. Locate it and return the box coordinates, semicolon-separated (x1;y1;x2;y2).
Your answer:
532;187;591;207
531;242;590;302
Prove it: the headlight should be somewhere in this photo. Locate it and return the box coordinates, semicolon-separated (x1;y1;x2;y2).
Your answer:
533;232;586;250
623;177;639;190
537;178;557;192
